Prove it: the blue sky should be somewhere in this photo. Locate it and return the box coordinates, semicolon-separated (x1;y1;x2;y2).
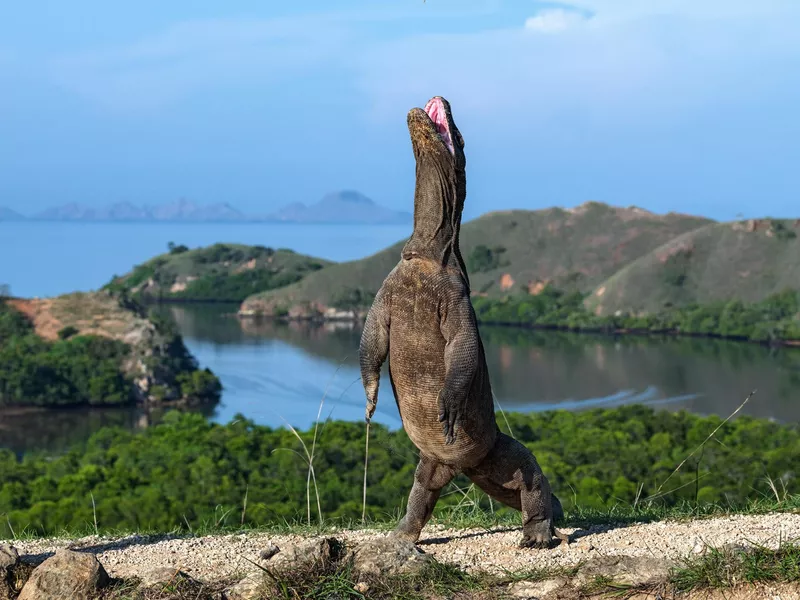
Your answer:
1;0;798;221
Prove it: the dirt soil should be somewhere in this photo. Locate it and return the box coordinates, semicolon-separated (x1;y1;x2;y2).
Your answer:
5;512;800;586
7;293;150;343
7;298;62;340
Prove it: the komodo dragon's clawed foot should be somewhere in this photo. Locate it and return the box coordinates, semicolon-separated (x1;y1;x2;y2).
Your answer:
519;537;553;550
519;521;570;549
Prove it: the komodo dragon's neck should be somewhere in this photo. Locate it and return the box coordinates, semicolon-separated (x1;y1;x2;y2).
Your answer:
401;147;469;289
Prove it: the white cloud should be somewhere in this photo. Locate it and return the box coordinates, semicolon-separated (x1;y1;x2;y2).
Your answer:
567;0;798;22
524;9;589;33
355;0;800;135
41;0;800;124
44;2;506;112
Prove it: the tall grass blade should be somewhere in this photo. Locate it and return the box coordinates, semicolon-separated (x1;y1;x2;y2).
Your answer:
652;390;755;499
362;420;371;524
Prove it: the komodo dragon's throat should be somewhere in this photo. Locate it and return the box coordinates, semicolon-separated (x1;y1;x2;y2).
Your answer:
359;96;567;549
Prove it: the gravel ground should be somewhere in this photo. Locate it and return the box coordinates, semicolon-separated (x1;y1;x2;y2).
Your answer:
4;513;800;582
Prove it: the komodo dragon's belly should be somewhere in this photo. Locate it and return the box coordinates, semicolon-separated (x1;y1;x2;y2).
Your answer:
388;319;496;467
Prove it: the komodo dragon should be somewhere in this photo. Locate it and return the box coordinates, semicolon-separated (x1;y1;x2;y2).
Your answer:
359;96;567;549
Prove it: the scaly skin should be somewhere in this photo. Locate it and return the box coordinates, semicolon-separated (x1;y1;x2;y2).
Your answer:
359;96;566;549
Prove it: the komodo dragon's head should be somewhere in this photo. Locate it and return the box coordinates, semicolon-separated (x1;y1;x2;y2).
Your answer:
401;96;469;287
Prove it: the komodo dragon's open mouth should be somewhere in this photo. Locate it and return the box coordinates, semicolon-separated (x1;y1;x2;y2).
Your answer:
423;97;455;156
408;96;463;158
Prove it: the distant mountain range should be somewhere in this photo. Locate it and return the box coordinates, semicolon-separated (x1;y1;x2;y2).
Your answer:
266;191;411;224
0;207;24;221
0;191;412;225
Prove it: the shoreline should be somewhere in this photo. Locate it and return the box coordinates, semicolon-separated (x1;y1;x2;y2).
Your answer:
232;310;800;350
14;292;797;350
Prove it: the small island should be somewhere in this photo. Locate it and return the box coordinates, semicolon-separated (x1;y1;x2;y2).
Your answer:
0;291;221;409
104;242;331;304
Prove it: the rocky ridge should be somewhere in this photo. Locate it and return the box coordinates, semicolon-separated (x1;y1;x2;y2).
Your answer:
2;512;799;598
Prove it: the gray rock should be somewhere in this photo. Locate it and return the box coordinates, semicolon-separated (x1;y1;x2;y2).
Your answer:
0;546;17;571
258;543;280;561
225;537;344;598
350;536;433;577
137;566;195;588
575;556;671;588
18;548;109;600
233;536;434;595
509;557;671;599
267;537;343;571
0;545;23;600
508;577;568;599
225;573;267;600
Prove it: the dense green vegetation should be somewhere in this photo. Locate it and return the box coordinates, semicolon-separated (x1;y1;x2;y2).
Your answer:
250;282;800;344
106;243;331;303
0;299;221;408
466;244;509;273
1;405;797;537
472;286;800;344
0;301;132;407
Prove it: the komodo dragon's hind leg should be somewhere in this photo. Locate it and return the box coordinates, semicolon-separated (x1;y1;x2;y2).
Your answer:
393;454;457;542
463;432;568;549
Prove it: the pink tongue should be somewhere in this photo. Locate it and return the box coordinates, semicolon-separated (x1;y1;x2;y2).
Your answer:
426;101;444;131
424;98;454;154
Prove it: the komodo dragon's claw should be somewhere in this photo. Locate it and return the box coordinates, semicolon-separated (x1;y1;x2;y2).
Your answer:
438;390;461;445
519;523;570;550
442;422;458;445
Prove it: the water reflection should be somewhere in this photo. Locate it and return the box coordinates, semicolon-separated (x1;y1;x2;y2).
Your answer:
2;303;798;455
0;401;219;456
479;327;800;419
167;307;800;426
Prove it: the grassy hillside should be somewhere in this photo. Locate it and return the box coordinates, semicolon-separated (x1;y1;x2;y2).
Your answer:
105;242;332;303
240;202;710;316
587;218;800;315
0;292;221;408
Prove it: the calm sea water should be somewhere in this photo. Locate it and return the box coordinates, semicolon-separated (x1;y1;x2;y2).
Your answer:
0;223;798;455
1;303;798;455
0;221;411;298
171;304;799;424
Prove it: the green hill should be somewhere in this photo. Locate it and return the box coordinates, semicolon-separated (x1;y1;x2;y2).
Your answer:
105;242;332;303
240;202;711;317
587;218;800;316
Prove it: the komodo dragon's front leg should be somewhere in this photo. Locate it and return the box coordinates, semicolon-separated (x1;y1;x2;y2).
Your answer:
359;286;391;424
438;293;481;446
